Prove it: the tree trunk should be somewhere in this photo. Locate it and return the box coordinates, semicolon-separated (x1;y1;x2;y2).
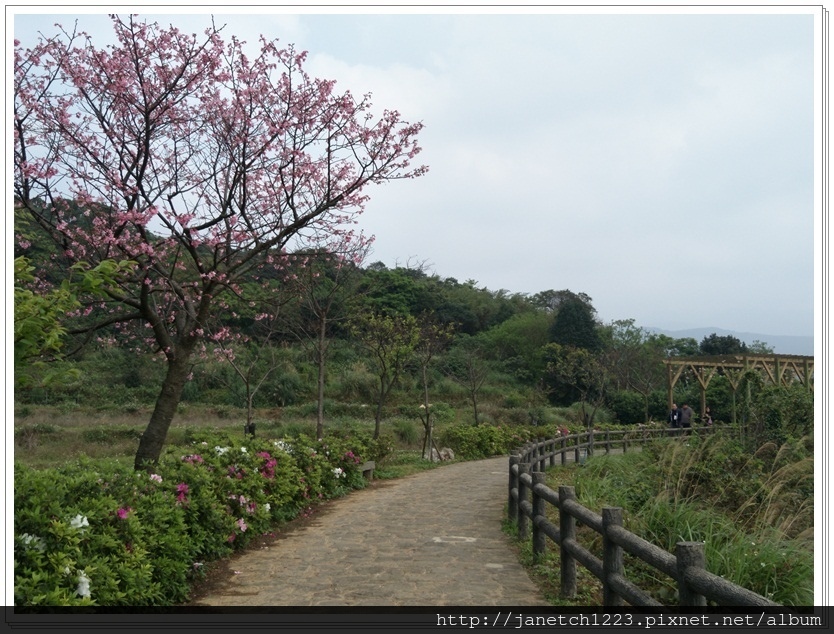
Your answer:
133;344;194;470
373;372;388;439
246;382;253;427
316;318;327;440
373;398;383;439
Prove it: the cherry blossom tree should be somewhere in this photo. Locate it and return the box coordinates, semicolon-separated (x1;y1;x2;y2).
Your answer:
14;15;427;469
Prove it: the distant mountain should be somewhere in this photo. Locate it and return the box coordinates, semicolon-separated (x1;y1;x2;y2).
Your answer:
645;326;814;357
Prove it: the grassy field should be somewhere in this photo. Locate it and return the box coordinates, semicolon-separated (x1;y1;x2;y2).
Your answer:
12;404;448;478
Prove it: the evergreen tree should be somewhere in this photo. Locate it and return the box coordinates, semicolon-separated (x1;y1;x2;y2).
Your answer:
549;297;602;352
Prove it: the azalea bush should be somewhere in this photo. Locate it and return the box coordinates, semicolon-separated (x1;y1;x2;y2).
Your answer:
14;432;370;606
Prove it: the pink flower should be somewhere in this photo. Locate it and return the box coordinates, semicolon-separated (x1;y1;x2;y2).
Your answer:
175;482;190;505
237;518;248;532
117;507;132;520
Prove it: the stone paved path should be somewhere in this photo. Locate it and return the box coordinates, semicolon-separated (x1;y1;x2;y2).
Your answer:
190;456;548;606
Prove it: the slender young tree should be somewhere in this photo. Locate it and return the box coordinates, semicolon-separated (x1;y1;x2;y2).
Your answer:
210;303;286;435
352;312;420;439
445;336;490;426
414;315;454;460
14;16;426;468
282;234;371;439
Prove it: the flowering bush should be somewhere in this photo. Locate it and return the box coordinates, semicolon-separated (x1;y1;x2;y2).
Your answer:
14;431;368;606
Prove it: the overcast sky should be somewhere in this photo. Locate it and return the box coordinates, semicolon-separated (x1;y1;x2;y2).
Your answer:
12;7;819;337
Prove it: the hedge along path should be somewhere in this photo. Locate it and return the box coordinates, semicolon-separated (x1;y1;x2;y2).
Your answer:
189;456;547;606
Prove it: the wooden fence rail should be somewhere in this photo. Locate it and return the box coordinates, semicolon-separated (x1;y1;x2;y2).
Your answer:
507;427;780;607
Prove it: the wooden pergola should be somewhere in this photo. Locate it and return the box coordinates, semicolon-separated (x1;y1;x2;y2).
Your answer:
663;354;814;424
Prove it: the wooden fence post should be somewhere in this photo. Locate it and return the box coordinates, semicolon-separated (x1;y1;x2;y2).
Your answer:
538;439;547;472
508;454;519;524
602;507;624;606
559;485;577;598
560;436;567;465
549;437;556;468
676;542;708;607
517;463;530;540
532;472;547;563
605;430;611;454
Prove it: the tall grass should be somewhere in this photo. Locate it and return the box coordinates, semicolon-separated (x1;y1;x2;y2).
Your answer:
556;434;813;605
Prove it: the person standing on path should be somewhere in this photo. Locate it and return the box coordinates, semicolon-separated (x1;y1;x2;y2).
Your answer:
680;403;694;428
668;403;680;428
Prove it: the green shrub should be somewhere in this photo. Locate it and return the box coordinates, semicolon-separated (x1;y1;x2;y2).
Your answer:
608;390;646;424
14;430;370;606
438;424;546;459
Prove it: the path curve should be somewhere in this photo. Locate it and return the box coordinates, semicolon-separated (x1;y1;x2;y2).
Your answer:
190;456;548;606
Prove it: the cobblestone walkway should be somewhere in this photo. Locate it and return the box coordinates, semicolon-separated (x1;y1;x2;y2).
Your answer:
190;456;548;606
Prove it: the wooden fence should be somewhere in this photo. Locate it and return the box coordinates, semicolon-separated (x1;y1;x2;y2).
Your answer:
507;427;780;607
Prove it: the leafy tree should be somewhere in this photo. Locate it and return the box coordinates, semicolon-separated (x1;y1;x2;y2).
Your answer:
699;333;748;356
14;255;134;388
601;321;669;422
359;265;440;317
351;312;420;438
477;311;550;384
600;318;647;391
14;16;426;468
549;295;602;352
738;372;813;444
531;289;594;314
650;333;700;357
542;343;609;428
748;339;775;354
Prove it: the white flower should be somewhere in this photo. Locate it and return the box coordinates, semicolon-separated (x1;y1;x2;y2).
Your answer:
264;503;271;512
149;473;163;483
215;446;230;455
273;440;292;454
63;566;71;575
70;515;90;531
75;571;91;599
19;533;46;551
333;467;345;479
240;447;247;454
